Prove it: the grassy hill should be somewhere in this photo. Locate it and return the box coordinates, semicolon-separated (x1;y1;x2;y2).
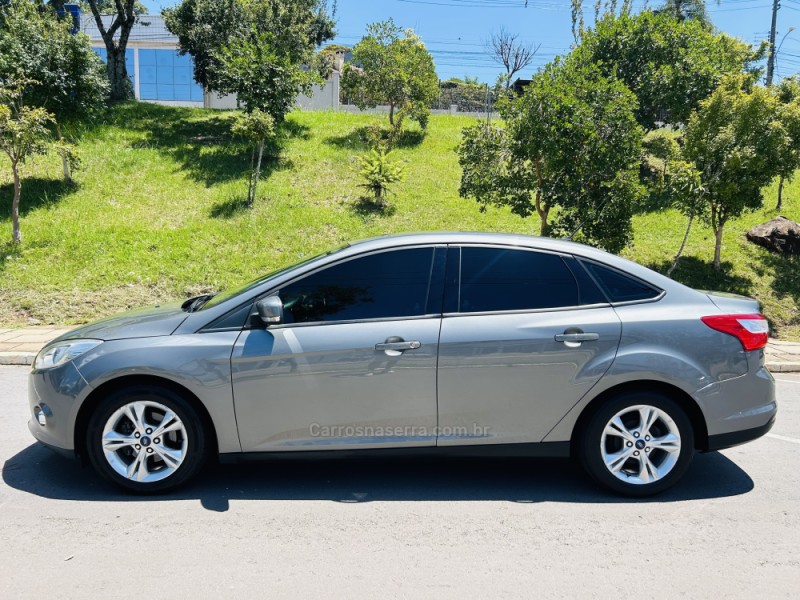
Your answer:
1;102;798;339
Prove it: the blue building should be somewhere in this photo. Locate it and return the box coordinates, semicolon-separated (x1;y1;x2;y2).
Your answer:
83;14;235;108
83;13;343;110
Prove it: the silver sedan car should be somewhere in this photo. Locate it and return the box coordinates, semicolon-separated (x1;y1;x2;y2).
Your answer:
28;233;776;496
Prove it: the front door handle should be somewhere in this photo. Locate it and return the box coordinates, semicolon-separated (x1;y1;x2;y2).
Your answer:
375;340;422;352
554;332;600;343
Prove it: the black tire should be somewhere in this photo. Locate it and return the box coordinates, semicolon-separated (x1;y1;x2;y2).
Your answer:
86;385;209;493
578;391;695;497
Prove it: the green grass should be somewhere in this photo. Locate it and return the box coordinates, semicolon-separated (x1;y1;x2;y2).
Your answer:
1;102;799;339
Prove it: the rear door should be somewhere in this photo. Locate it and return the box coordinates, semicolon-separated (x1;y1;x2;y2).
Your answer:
436;246;622;446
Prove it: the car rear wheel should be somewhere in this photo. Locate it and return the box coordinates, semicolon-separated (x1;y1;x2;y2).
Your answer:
579;391;695;496
86;385;209;493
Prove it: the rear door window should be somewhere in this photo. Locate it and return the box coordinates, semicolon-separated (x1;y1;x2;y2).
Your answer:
458;247;580;312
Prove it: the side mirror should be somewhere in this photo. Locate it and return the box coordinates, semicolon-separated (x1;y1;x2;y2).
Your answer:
255;296;284;326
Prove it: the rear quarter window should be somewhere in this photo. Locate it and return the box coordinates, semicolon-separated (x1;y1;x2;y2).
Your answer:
581;261;661;303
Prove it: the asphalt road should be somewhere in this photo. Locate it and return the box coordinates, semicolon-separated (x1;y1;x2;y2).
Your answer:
1;366;798;599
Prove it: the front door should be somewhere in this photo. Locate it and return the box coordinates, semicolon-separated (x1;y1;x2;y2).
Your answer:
231;246;443;452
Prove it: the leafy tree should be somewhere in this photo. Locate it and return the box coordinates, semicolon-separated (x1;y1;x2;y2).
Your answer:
167;1;334;203
83;0;141;101
0;1;108;182
459;60;644;253
342;19;439;129
655;0;716;25
572;11;763;129
231;109;275;206
76;1;148;15
664;160;706;276
210;28;323;120
458;124;533;219
775;76;800;210
683;76;788;269
165;0;334;95
569;0;635;42
486;28;539;91
0;80;54;244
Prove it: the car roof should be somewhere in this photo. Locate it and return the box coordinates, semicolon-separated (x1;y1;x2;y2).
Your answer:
179;231;699;332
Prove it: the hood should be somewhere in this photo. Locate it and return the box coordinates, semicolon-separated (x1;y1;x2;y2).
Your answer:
53;301;190;343
703;291;761;315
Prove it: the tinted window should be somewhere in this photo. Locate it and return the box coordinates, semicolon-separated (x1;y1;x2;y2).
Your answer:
200;245;349;310
279;248;434;323
459;248;579;312
581;261;660;303
563;257;608;305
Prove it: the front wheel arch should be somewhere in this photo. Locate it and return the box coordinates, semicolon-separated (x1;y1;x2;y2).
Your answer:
75;375;218;463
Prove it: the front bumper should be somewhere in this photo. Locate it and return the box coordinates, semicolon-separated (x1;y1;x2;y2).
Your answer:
27;361;92;453
27;421;78;459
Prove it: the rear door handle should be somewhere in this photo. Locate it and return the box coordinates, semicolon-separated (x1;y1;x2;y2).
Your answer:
375;340;422;351
554;332;599;343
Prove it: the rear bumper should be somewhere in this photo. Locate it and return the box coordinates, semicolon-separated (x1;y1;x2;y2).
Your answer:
706;414;776;451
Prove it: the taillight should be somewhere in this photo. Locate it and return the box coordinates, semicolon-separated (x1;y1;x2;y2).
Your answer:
701;314;769;351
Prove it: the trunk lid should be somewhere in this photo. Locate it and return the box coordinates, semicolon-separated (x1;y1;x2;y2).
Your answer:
702;291;761;315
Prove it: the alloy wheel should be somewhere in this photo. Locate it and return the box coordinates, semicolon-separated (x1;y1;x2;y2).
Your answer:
599;404;682;485
101;400;189;483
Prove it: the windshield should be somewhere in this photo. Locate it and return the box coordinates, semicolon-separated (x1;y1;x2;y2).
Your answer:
199;245;350;311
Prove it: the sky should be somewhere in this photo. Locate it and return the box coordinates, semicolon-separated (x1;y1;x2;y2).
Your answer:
141;0;800;83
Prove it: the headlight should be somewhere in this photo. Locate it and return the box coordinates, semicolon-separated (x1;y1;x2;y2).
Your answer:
34;339;103;370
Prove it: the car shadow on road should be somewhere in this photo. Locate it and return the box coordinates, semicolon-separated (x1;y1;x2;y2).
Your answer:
2;443;754;512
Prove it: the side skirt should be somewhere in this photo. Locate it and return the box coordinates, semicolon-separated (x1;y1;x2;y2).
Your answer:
219;441;571;464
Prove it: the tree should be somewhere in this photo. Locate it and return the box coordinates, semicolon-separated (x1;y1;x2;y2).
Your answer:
775;76;800;210
486;28;539;91
683;76;787;269
231;109;275;206
572;11;763;129
165;0;334;95
0;80;54;244
0;1;108;182
458;124;533;219
76;1;148;15
664;160;706;276
166;1;334;203
569;0;635;42
342;19;439;129
459;60;644;253
84;0;142;101
656;0;716;25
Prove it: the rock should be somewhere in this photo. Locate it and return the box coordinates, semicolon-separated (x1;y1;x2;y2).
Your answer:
746;216;800;255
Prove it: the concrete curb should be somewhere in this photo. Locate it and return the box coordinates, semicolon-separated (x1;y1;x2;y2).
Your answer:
765;362;800;373
0;352;35;366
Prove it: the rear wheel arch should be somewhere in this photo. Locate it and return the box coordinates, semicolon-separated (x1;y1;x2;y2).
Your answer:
74;375;218;462
570;380;709;454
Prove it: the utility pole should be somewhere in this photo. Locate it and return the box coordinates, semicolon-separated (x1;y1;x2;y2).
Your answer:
766;0;780;86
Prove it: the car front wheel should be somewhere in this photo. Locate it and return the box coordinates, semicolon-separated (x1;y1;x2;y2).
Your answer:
579;391;695;496
86;385;209;493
